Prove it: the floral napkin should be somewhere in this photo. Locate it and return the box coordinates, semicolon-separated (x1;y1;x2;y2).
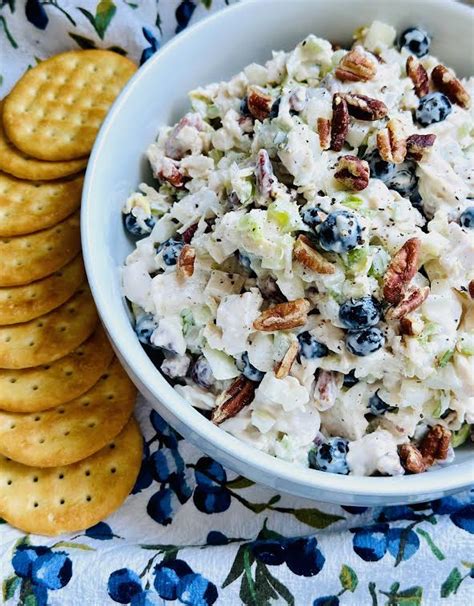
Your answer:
0;2;473;605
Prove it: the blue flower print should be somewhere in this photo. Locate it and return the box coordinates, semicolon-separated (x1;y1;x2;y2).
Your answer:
151;447;185;482
132;456;154;494
85;521;114;540
375;505;419;522
387;528;420;561
108;568;143;604
154;559;193;600
313;597;340;606
206;531;228;545
140;27;159;65
341;506;368;514
193;457;231;514
351;524;389;561
25;0;48;30
177;573;218;605
10;543;73;605
251;539;287;565
131;590;162;605
170;468;195;504
451;505;474;534
175;1;196;34
147;487;180;525
431;493;471;515
150;410;180;448
31;551;72;590
285;537;325;577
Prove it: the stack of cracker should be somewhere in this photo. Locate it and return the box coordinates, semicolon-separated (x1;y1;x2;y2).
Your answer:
0;50;142;536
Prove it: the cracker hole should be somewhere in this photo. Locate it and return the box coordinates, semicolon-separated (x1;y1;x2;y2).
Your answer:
43;365;51;370
29;341;35;347
36;321;44;328
82;400;90;407
63;431;70;436
34;416;41;421
33;502;39;508
58;408;65;414
9;378;16;384
5;336;11;343
7;479;12;486
38;438;45;444
88;422;96;428
59;326;67;332
58;473;64;479
109;443;116;450
65;370;73;377
110;467;116;474
85;470;91;477
33;476;38;483
32;385;38;391
85;495;92;502
9;424;15;430
101;374;109;380
59;498;65;505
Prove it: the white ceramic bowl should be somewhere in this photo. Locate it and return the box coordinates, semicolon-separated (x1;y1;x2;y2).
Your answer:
82;0;474;505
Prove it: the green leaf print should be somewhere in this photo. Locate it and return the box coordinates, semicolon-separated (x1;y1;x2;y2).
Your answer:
78;0;117;40
222;544;247;588
291;508;344;529
415;528;445;560
380;583;423;606
264;568;295;605
440;568;462;598
68;32;97;49
2;575;20;602
226;476;255;489
339;564;358;592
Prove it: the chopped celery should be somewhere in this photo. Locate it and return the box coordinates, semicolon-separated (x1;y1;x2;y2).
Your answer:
452;423;471;448
342;195;364;210
437;349;454;368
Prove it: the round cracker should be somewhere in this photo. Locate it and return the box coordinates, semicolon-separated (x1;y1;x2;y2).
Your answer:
0;417;142;536
0;324;114;413
0;358;136;466
0;286;97;369
0;210;80;287
0;170;83;237
0;101;87;180
3;51;137;161
0;254;85;325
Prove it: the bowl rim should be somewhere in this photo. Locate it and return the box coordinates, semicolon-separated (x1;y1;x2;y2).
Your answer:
82;0;474;501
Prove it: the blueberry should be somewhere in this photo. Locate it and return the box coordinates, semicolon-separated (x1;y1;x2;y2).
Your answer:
297;331;329;359
308;437;349;475
318;210;363;253
386;162;418;198
301;207;323;230
399;26;431;57
450;504;474;534
415;92;452;127
364;149;396;182
131;591;162;606
368;391;398;415
195;457;226;488
169;470;195;504
108;569;142;603
132;457;154;494
240;96;251;117
387;528;420;561
237;251;255;273
135;314;158;346
346;327;385;356
177;573;218;605
124;213;156;238
154;559;193;600
285;537;325;576
193;457;231;513
339;297;381;330
151;447;185;482
12;545;50;578
31;552;72;590
313;597;340;606
193;486;231;513
157;237;184;266
251;539;287;565
343;369;359;388
268;97;280;119
238;351;264;382
459;207;474;229
190;355;215;389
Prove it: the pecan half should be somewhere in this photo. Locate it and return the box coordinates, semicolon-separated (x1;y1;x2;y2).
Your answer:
386;285;430;320
383;238;421;305
330;94;350;151
406;133;436;161
431;64;471;108
293;235;335;274
469;280;474;299
419;424;452;466
255;148;276;198
275;340;298;379
339;93;388;121
177;244;196;279
399;315;424;337
399;443;427;474
314;370;338;411
335;46;377;82
253;299;310;332
377;118;407;164
182;223;199;244
317;117;331;150
247;86;273;121
212;375;256;425
157;162;185;188
334;155;370;191
406;56;429;97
